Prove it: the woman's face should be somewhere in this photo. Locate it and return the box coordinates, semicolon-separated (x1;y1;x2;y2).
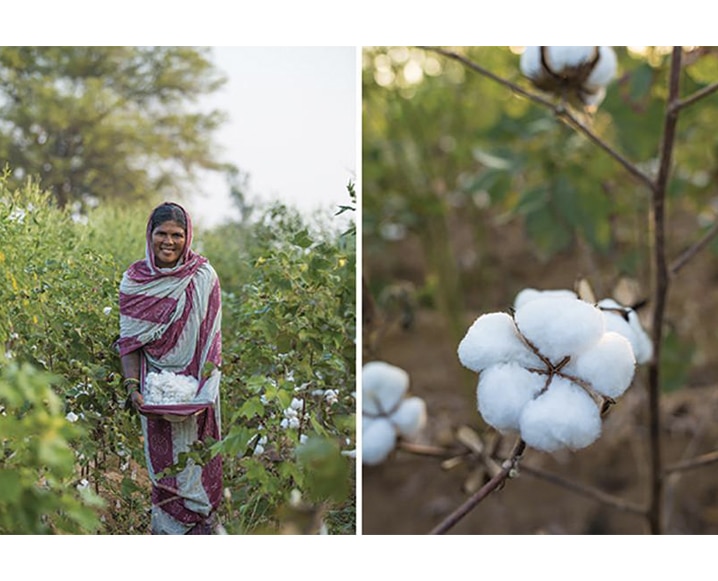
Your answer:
151;220;186;268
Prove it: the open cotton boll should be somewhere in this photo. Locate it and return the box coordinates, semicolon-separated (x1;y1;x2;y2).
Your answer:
566;332;635;398
519;376;601;452
598;298;653;364
458;312;542;372
544;46;597;75
520;46;542;80
390;396;427;439
627;310;653;364
514;288;578;311
515;296;605;363
584;46;617;91
362;361;409;416
362;416;398;466
477;363;546;432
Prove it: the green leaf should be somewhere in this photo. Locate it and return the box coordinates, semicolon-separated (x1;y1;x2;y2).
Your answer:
0;470;22;503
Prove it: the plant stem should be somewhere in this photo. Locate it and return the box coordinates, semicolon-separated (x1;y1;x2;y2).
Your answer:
669;219;718;275
674;81;718;112
519;464;646;516
646;46;683;535
429;439;525;534
664;450;718;474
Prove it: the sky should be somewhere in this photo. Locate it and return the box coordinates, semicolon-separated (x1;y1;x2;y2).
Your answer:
185;47;357;229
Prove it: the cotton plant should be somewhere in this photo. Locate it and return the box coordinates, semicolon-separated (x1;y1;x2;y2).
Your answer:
362;361;427;466
520;46;618;108
458;288;643;453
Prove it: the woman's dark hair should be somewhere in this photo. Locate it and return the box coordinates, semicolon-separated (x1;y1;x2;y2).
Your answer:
150;203;187;232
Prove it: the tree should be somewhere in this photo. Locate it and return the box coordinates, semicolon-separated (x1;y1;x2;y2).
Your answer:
0;47;230;208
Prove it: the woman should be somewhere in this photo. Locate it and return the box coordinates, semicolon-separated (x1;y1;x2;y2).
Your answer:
117;202;223;534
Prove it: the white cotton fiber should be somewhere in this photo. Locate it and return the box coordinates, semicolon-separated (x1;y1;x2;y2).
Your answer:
390;396;427;439
515;296;605;363
362;361;409;416
585;46;618;90
362;417;398;466
519;376;601;453
144;370;199;405
477;363;546;432
598;298;653;364
520;46;542;80
458;312;542;372
514;288;578;310
566;332;635;398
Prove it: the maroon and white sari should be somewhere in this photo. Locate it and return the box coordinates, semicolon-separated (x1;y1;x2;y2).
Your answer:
117;204;223;534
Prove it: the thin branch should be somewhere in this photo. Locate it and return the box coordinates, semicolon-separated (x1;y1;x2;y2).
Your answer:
429;439;525;535
422;46;655;191
519;463;646;516
664;450;718;474
646;46;683;535
673;81;718;112
669;219;718;275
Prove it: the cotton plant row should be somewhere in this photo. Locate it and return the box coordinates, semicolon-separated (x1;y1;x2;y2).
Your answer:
458;288;651;453
520;46;618;108
362;360;427;465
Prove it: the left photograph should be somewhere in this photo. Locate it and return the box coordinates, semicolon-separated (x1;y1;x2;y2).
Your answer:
0;46;356;534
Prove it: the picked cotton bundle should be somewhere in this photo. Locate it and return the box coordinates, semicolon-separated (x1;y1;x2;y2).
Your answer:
144;370;199;405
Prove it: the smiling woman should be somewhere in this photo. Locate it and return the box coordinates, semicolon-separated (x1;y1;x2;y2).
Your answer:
117;201;223;535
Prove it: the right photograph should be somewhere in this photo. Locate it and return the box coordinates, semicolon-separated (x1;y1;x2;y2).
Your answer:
361;46;718;534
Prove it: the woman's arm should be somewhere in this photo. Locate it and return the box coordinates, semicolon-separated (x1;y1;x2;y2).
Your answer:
120;350;144;409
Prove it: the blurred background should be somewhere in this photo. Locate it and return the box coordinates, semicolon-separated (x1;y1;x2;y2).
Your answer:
362;46;718;534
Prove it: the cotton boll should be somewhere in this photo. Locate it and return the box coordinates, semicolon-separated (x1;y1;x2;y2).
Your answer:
458;312;542;372
520;46;542;80
584;46;617;91
514;288;578;310
566;332;635;398
362;361;409;416
598;298;653;364
515;296;605;363
519;376;601;452
627;310;653;364
544;46;597;76
477;363;546;432
362;417;398;466
581;86;607;108
390;396;427;439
